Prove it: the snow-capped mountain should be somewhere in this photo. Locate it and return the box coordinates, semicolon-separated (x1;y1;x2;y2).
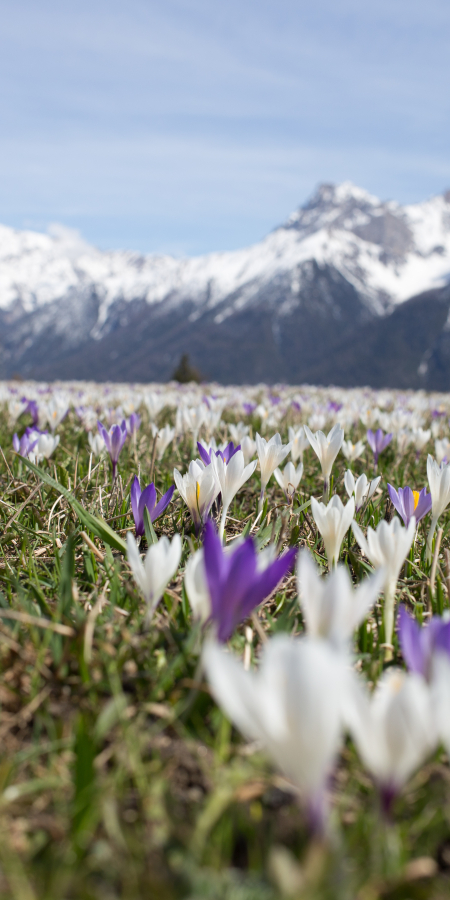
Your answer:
1;181;450;387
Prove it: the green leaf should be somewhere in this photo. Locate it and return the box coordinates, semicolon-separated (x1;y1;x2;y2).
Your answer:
143;506;158;545
20;457;127;555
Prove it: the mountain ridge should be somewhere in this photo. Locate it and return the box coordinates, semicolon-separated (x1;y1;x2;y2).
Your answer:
2;181;450;387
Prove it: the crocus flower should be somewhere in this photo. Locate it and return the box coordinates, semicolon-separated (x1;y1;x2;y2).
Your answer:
88;432;105;456
297;551;384;654
154;425;175;461
304;423;344;498
228;422;249;444
241;435;257;465
197;440;240;466
255;433;292;511
203;520;296;642
430;653;450;758
397;604;450;680
126;531;181;619
387;484;432;528
274;461;303;500
127;412;141;435
352;517;416;655
347;668;437;816
12;428;39;458
210;450;257;538
32;432;60;461
130;476;175;537
288;426;310;464
341;439;366;462
184;548;210;624
310;494;355;570
426;454;450;559
366;429;392;470
435;437;450;465
173;460;219;534
97;420;128;480
203;635;348;833
345;470;380;512
22;398;39;427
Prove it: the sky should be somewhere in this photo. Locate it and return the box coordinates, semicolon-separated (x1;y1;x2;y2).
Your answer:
1;0;449;256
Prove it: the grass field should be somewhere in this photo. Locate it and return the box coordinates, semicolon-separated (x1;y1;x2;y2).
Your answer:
0;381;450;900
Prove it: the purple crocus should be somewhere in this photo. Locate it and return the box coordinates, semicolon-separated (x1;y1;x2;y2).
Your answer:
12;427;39;457
197;441;240;466
367;428;393;469
387;484;432;528
398;604;450;680
127;412;141;435
130;476;175;536
243;402;257;416
203;520;297;642
22;398;39;427
97;420;128;480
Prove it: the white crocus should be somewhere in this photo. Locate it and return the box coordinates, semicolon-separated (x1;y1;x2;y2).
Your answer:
344;470;380;512
434;437;450;466
297;551;384;653
341;439;365;462
347;669;437;809
304;424;344;498
211;450;257;538
274;461;303;499
288;426;310;464
352;517;416;654
228;422;250;444
426;454;450;559
411;428;431;453
88;431;105;456
310;495;355;570
256;433;292;511
184;549;210;624
174;460;219;532
155;425;175;460
44;394;70;431
126;532;182;618
241;435;257;466
33;433;60;461
430;653;450;756
203;635;348;831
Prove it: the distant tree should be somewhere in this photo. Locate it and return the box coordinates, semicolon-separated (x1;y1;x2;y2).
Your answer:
171;353;202;384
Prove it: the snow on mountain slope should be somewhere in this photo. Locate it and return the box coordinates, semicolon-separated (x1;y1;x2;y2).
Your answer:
1;182;450;335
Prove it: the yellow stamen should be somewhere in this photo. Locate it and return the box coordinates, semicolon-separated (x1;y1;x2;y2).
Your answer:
196;481;201;503
412;490;420;510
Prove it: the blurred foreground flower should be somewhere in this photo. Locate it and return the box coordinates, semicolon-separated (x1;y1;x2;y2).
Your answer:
203;635;348;833
352;517;415;656
130;476;175;537
347;669;437;816
203;520;296;642
310;494;355;570
398;604;450;679
126;532;181;619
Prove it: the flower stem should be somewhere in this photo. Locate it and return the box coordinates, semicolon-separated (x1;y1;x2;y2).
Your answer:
426;515;438;563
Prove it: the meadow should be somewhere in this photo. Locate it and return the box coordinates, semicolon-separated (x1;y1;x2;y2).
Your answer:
0;380;450;900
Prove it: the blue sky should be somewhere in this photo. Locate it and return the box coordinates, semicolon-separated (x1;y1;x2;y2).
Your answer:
1;0;449;255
